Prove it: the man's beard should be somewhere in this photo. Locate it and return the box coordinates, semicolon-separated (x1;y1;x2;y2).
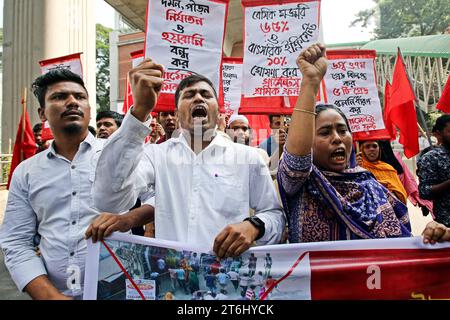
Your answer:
62;123;83;135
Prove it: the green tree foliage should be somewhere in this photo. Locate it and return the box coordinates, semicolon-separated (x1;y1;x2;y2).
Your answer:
352;0;450;39
96;24;113;112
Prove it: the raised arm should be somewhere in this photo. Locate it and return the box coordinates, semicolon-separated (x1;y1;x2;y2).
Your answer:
278;44;328;196
286;44;327;156
92;59;165;212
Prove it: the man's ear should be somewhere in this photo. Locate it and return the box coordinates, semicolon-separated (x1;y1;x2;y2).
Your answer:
38;107;47;122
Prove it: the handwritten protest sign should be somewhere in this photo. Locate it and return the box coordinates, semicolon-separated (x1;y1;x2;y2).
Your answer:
324;50;385;135
222;57;243;115
145;0;229;112
239;0;321;115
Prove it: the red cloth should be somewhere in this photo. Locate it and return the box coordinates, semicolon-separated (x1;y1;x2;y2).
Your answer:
122;79;133;115
247;115;271;146
387;50;419;158
437;75;450;113
383;80;396;140
7;109;37;189
41;120;54;141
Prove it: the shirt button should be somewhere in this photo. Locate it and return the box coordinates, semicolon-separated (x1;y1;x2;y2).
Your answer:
72;221;76;225
70;252;75;257
71;165;76;170
72;192;77;196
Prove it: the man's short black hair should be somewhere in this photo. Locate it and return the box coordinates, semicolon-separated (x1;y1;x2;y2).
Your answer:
31;69;87;108
174;74;217;108
434;114;450;132
33;123;42;133
96;111;124;128
88;126;97;136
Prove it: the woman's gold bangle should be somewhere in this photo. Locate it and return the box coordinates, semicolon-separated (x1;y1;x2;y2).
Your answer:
293;108;317;116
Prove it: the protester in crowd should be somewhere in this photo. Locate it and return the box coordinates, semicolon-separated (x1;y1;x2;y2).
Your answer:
422;221;450;244
156;111;178;144
418;114;450;227
259;115;287;157
278;44;412;243
0;70;103;299
147;118;165;144
356;140;408;204
226;114;270;166
96;110;124;139
91;61;285;259
33;123;49;154
0;69;156;300
393;150;434;217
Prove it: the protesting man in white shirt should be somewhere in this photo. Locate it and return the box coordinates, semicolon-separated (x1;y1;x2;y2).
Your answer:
91;59;286;258
0;70;154;300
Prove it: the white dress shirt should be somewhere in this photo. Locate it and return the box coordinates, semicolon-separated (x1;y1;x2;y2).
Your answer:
0;133;103;297
93;113;285;247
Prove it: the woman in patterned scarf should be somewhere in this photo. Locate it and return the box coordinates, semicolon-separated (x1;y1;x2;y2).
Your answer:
357;140;408;204
277;44;412;243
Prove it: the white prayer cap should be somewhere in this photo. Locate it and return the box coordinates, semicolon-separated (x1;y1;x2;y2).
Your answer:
228;114;249;126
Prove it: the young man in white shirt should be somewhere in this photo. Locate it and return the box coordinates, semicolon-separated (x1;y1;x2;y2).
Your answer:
91;59;286;258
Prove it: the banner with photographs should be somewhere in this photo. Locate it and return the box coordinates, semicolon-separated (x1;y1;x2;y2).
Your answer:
84;233;450;300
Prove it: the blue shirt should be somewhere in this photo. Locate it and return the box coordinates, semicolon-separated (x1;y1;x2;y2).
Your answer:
0;133;103;296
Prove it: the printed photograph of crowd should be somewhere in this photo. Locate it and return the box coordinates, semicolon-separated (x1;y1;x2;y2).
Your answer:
96;240;280;300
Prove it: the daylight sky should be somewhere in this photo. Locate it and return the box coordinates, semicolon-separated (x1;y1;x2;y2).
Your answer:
95;0;377;44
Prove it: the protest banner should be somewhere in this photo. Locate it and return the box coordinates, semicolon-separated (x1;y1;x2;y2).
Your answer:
145;0;229;112
39;53;84;141
323;50;391;142
239;0;321;115
122;50;145;114
84;233;450;300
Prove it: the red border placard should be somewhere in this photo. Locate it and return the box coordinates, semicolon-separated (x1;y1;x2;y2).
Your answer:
325;49;392;141
239;0;322;115
145;0;230;113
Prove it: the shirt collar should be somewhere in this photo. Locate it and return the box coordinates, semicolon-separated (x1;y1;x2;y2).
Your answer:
169;130;230;150
46;132;96;159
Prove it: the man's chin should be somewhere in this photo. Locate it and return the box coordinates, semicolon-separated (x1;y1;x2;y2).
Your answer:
62;124;83;135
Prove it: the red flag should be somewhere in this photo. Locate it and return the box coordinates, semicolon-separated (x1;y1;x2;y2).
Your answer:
7;106;37;189
383;80;396;140
437;75;450;113
387;49;419;158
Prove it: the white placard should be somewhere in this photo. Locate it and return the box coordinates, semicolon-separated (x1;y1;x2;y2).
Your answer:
242;1;320;98
324;58;385;133
222;62;243;114
145;0;227;94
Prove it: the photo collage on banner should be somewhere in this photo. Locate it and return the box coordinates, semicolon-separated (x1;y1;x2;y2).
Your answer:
323;50;387;140
145;0;229;112
239;0;321;115
84;234;450;301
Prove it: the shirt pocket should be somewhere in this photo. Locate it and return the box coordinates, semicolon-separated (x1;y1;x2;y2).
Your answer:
212;172;246;220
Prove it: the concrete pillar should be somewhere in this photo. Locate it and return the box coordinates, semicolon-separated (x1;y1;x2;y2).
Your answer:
2;0;96;153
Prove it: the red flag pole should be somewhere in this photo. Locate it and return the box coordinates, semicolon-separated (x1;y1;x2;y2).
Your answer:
397;48;432;147
20;88;27;162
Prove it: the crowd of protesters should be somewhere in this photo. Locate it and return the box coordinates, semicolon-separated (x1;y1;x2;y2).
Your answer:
0;43;448;300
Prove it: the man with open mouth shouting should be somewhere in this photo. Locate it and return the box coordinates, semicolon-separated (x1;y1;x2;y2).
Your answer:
90;59;286;259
